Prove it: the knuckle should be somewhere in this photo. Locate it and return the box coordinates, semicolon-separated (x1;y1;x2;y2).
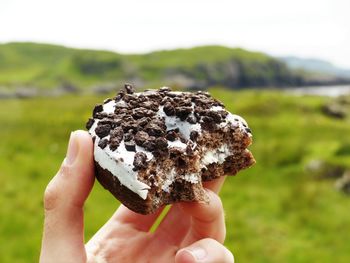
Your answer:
44;183;59;211
43;163;70;211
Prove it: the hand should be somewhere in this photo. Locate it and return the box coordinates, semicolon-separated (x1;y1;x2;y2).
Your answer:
40;130;234;263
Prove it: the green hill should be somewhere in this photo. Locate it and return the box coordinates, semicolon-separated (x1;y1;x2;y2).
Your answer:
0;42;305;91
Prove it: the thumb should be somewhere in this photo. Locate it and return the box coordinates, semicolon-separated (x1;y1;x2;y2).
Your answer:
40;130;95;263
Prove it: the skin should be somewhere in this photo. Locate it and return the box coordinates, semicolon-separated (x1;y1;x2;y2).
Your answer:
40;130;234;263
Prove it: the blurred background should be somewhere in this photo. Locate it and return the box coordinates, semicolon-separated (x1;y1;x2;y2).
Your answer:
1;0;350;262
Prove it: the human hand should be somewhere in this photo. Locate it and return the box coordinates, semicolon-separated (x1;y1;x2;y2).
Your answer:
40;130;234;263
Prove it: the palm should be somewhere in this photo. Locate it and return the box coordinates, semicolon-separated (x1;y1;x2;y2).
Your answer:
86;179;225;263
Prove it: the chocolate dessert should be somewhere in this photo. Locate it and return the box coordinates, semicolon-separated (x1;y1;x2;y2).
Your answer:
87;84;255;214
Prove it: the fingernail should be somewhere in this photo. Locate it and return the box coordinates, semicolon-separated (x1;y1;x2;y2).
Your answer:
66;132;79;165
188;247;207;261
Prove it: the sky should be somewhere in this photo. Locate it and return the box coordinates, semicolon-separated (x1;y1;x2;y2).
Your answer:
0;0;349;68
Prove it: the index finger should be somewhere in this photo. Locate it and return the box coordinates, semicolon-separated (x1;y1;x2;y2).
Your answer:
179;189;226;246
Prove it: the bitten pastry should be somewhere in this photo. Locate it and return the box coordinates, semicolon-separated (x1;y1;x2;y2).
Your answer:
86;84;255;214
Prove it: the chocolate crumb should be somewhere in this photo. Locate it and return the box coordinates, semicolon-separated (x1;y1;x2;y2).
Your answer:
163;102;175;116
124;83;135;94
155;137;168;150
207;111;222;123
124;132;133;142
95;112;108;119
86;118;95;129
133;152;147;170
110;127;124;141
124;140;136;151
175;106;192;121
143;139;156;152
104;98;112;104
159;87;171;92
95;124;111;138
93;104;104;117
135;131;149;146
186;115;197;124
190;131;199;142
98;138;109;149
145;123;165;137
166;130;177;141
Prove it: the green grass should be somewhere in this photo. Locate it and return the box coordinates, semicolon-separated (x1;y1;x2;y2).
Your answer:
1;89;350;262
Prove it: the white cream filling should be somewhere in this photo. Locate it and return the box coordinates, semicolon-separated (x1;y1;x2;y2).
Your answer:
90;115;152;200
167;139;187;150
161;169;200;193
103;100;116;114
94;143;150;199
157;105;201;140
201;144;231;167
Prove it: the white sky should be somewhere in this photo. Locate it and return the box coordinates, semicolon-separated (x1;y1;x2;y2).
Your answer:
0;0;349;68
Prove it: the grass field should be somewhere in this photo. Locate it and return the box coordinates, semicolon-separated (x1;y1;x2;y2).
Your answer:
1;89;350;262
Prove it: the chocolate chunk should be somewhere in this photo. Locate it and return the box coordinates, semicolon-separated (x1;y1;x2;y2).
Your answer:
190;131;199;142
95;112;108;119
132;108;147;120
104;98;112;104
95;124;111;138
195;91;211;97
218;110;228;119
98;138;109;149
207;111;222;123
155;137;168;150
110;127;124;141
166;130;177;141
122;121;139;133
201;116;216;130
124;83;135;94
179;99;192;107
152;119;167;130
124;140;136;151
159;87;171;92
143;139;156;152
186;115;197;124
163;102;175;116
186;143;194;155
133;152;147;170
135;131;149;146
245;127;252;134
145;123;165;137
140;101;158;111
93;104;104;117
160;97;170;105
109;139;120;151
176;106;192;121
99;119;115;127
123;94;135;102
112;118;123;126
138;117;151;127
86;118;95;129
124;132;133;142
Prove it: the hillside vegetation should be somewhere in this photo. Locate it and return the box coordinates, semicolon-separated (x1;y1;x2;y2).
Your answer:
0;42;306;91
1;89;350;262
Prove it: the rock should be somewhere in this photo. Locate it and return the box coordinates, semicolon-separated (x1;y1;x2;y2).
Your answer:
305;159;345;179
335;171;350;194
321;103;347;119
